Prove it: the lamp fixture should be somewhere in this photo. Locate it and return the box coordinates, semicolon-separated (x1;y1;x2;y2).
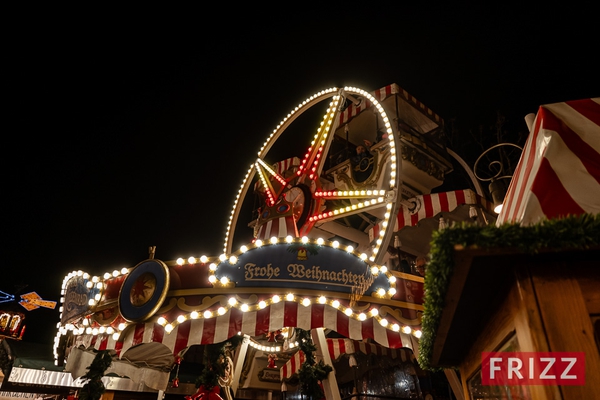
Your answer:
474;143;523;214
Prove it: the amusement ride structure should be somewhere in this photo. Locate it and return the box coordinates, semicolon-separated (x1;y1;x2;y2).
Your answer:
3;84;503;400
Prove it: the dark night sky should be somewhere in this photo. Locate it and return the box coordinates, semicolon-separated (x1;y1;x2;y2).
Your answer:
3;5;598;343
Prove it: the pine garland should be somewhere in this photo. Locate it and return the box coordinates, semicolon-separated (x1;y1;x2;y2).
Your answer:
296;329;333;400
78;350;114;400
418;213;600;371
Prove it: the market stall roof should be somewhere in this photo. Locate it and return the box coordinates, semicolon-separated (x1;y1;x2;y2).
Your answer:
417;214;600;370
497;98;600;225
280;338;418;380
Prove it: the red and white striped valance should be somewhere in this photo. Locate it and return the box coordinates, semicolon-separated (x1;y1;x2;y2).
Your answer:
497;98;600;225
78;302;411;358
338;84;443;127
280;350;306;380
394;189;495;231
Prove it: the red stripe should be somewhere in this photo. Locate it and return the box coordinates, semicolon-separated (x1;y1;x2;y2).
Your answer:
338;338;347;356
327;339;336;360
284;301;298;327
98;336;108;350
386;329;403;349
255;307;270;335
531;158;585;218
269;220;279;237
174;321;191;355
437;191;449;213
396;208;405;229
423;194;434;218
361;317;374;341
509;109;545;222
310;304;325;328
133;323;145;345
228;308;243;339
410;212;419;227
454;189;466;207
114;340;123;356
543;104;600;186
201;317;216;344
566;98;600;125
336;311;349;338
152;323;164;344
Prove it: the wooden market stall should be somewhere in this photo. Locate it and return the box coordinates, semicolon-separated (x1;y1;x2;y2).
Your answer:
420;98;600;399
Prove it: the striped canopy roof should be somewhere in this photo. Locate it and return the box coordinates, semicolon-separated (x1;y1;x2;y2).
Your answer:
497;98;600;225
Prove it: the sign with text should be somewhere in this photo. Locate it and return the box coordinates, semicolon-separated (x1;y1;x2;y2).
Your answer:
217;243;390;295
481;352;585;386
60;276;99;324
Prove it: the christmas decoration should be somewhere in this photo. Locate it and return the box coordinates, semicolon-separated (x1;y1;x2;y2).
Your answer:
78;350;114;400
171;355;181;388
295;329;332;400
192;335;243;400
419;213;600;371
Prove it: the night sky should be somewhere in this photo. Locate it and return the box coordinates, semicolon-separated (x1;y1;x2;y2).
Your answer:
3;5;598;343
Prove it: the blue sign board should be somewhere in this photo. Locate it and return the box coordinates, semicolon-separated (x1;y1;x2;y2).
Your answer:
61;276;98;324
216;243;390;295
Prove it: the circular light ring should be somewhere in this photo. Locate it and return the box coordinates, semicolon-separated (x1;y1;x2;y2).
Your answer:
118;259;170;323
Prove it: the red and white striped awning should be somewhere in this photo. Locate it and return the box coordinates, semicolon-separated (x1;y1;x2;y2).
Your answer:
76;302;412;358
497;98;600;225
338;84;443;127
394;188;495;231
280;350;307;380
280;339;416;380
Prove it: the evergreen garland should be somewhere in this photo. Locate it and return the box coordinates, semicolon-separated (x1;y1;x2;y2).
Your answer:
78;350;114;400
418;213;600;371
295;329;333;400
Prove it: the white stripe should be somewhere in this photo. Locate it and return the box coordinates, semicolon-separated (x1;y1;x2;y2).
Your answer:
399;332;414;352
143;322;154;342
519;193;545;226
161;324;178;350
278;217;287;237
264;220;273;238
545;101;600;149
347;317;363;340
372;320;390;347
241;309;257;336
448;191;459;210
541;129;600;213
323;306;338;332
187;319;205;345
269;301;284;332
296;303;312;330
214;313;232;343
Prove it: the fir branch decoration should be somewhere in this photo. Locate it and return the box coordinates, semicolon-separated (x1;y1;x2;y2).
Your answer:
418;214;600;371
296;329;333;400
79;350;114;400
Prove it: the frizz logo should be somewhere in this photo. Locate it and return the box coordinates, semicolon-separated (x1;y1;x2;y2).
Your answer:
481;352;585;385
